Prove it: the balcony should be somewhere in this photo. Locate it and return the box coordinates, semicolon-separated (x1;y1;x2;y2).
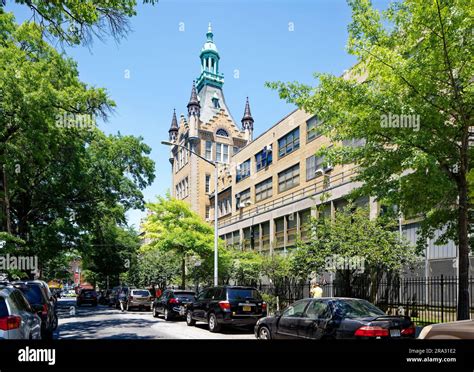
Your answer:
218;166;358;228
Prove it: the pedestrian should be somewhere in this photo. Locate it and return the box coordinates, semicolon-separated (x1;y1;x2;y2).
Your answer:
310;282;323;298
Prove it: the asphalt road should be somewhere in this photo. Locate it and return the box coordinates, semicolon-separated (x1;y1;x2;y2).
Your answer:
56;298;255;340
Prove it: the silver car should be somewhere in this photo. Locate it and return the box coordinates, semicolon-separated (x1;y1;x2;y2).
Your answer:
0;284;42;339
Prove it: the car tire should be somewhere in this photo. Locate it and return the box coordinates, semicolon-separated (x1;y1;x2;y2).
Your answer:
208;313;221;333
186;311;196;326
258;326;271;340
164;309;172;321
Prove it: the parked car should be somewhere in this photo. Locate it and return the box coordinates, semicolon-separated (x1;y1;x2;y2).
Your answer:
76;289;98;307
153;289;195;320
418;320;474;339
0;283;42;340
126;289;152;311
186;286;267;333
12;281;58;339
255;297;416;340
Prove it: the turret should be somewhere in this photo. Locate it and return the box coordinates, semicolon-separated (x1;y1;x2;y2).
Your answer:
241;97;254;142
168;109;178;142
187;81;200;117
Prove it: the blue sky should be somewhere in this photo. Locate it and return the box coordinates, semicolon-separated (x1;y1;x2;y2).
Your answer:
6;0;390;229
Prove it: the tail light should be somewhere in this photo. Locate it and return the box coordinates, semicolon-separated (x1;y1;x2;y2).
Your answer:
169;298;178;304
0;316;21;331
354;326;389;337
262;302;267;311
401;325;416;336
218;301;231;311
42;303;48;316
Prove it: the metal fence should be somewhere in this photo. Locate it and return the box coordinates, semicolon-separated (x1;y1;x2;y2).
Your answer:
258;276;474;325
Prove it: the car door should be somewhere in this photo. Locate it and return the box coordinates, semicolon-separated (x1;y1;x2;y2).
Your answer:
9;292;29;339
299;300;332;339
14;291;41;339
275;299;311;339
157;291;168;314
193;289;209;320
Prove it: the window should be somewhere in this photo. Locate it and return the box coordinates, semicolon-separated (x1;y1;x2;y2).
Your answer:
278;163;300;192
255;177;273;202
205;206;210;220
216;128;228;137
216;143;229;163
255;147;273;172
233;146;240;155
205;174;211;193
305;300;331;320
236;188;251;208
306;116;321;142
278;128;300;158
175;177;189;199
282;299;310;318
212;97;221;109
205;141;213;160
307;154;329;180
236;159;251;182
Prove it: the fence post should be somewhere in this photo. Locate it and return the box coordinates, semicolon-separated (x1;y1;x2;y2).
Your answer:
441;275;444;323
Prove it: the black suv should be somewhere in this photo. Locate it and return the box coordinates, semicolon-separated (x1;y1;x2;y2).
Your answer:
185;286;267;333
13;281;58;339
153;289;195;320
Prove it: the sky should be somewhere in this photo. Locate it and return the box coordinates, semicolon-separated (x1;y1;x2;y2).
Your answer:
6;0;390;229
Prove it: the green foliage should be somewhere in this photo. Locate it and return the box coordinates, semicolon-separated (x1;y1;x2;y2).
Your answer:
267;0;472;318
0;12;154;280
126;249;180;289
227;248;263;286
2;0;159;45
292;204;417;278
142;196;219;288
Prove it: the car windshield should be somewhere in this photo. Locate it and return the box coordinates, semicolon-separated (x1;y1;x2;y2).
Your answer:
227;288;262;301
132;290;150;296
0;297;8;317
334;299;385;318
18;285;44;305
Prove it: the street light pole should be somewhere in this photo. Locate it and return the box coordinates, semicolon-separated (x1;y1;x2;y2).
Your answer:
161;140;219;287
214;162;219;286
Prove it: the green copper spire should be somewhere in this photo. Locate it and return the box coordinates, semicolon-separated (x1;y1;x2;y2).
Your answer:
196;23;224;92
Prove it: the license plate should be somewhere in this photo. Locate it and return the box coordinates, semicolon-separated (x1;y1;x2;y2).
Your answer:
390;329;401;337
243;306;251;312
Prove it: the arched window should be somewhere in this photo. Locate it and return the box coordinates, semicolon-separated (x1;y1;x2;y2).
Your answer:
216;128;228;137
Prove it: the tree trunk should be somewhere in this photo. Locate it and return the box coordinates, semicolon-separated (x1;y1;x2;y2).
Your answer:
457;175;470;320
180;256;186;290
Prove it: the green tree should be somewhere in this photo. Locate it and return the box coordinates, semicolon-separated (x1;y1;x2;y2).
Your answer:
268;0;473;319
292;204;417;301
0;13;155;278
228;248;263;286
127;249;181;289
142;196;219;289
2;0;158;45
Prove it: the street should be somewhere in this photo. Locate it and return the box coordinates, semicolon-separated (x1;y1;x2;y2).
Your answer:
55;298;255;340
